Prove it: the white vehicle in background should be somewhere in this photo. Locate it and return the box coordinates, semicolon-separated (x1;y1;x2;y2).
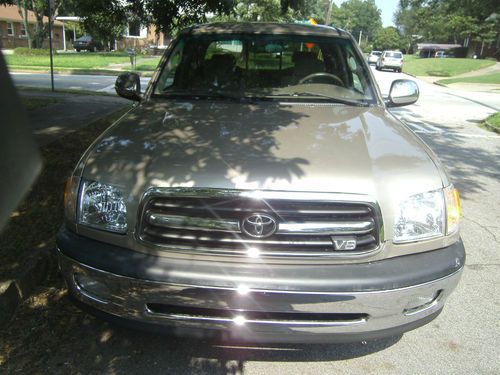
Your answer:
376;50;403;72
367;50;382;64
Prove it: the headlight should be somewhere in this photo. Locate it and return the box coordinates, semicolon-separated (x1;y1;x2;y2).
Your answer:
78;180;127;233
394;186;461;243
394;189;445;243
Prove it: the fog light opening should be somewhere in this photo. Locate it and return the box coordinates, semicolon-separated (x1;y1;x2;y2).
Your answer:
403;290;443;316
74;274;110;304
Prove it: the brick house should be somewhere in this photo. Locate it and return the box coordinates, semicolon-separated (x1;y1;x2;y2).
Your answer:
116;21;169;50
0;4;64;49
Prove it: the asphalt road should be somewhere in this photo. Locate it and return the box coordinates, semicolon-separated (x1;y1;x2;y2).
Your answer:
10;72;151;94
2;70;500;374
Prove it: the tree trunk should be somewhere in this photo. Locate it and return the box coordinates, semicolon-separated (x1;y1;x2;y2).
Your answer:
16;0;33;48
32;11;47;49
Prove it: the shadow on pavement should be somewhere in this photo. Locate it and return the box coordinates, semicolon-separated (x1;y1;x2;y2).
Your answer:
0;280;401;374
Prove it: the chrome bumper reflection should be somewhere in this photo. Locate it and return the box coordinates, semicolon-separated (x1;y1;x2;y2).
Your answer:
59;253;462;338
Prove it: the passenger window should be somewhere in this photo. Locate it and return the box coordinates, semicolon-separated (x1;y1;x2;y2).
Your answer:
346;50;363;93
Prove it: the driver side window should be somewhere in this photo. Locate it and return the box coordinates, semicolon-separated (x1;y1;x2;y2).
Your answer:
156;41;184;92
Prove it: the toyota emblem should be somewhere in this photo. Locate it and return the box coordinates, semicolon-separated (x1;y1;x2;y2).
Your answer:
241;213;278;238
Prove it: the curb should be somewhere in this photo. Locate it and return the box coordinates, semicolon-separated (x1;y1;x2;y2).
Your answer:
433;81;448;87
0;247;55;327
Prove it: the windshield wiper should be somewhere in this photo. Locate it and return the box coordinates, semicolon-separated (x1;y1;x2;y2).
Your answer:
268;91;370;107
156;89;251;101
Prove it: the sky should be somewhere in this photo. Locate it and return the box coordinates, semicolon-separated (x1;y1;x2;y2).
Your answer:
333;0;399;27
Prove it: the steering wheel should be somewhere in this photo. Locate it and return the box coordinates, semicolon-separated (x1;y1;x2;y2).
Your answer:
299;72;344;86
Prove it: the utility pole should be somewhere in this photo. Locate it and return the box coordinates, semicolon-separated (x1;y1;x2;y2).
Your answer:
358;30;363;45
47;0;55;92
325;0;334;25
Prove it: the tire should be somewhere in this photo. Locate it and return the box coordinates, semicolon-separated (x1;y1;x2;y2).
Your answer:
76;49;80;52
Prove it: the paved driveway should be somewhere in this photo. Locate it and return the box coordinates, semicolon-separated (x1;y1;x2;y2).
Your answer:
1;70;499;374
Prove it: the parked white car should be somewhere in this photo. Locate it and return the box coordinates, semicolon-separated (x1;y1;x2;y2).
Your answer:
367;50;382;64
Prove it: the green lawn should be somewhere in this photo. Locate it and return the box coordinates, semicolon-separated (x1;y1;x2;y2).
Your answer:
6;52;131;69
403;58;495;77
481;112;500;133
436;73;500;85
135;57;162;71
486;112;500;126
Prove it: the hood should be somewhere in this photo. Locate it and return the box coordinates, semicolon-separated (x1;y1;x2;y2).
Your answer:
82;100;444;206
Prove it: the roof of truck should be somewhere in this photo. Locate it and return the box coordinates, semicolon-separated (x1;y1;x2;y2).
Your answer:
180;22;347;38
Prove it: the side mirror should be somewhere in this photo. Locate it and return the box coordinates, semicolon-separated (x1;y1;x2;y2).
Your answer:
115;72;142;101
386;79;419;108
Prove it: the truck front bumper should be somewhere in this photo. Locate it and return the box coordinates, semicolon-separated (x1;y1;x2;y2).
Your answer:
57;228;465;343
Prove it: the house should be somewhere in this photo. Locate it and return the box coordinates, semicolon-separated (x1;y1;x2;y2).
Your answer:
0;4;64;49
416;43;463;58
116;21;169;51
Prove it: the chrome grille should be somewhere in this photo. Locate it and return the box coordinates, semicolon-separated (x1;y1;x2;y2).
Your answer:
138;189;381;258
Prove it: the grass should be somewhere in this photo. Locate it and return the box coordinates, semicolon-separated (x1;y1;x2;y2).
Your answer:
0;107;130;282
20;97;61;110
5;52;131;69
436;73;500;85
135;57;162;71
6;53;160;75
403;58;495;77
481;112;500;133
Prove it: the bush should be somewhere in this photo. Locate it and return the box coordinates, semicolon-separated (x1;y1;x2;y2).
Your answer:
14;47;51;56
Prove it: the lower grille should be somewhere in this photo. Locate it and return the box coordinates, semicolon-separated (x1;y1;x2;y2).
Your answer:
145;304;368;326
138;189;381;258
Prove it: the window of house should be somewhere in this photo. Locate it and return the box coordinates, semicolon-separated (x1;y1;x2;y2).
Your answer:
128;21;141;37
20;23;27;37
7;22;14;36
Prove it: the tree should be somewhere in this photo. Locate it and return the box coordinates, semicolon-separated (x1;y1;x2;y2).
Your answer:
331;0;382;41
76;0;126;49
373;27;402;50
12;0;63;49
395;0;500;54
212;0;291;22
140;0;236;36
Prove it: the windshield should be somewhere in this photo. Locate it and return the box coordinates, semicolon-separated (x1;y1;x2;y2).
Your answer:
154;33;376;105
385;52;402;58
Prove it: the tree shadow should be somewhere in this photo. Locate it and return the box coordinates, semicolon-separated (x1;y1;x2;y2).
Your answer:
390;108;500;199
0;281;402;374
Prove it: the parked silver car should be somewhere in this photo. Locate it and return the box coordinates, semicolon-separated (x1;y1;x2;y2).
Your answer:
58;22;464;344
376;50;404;72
